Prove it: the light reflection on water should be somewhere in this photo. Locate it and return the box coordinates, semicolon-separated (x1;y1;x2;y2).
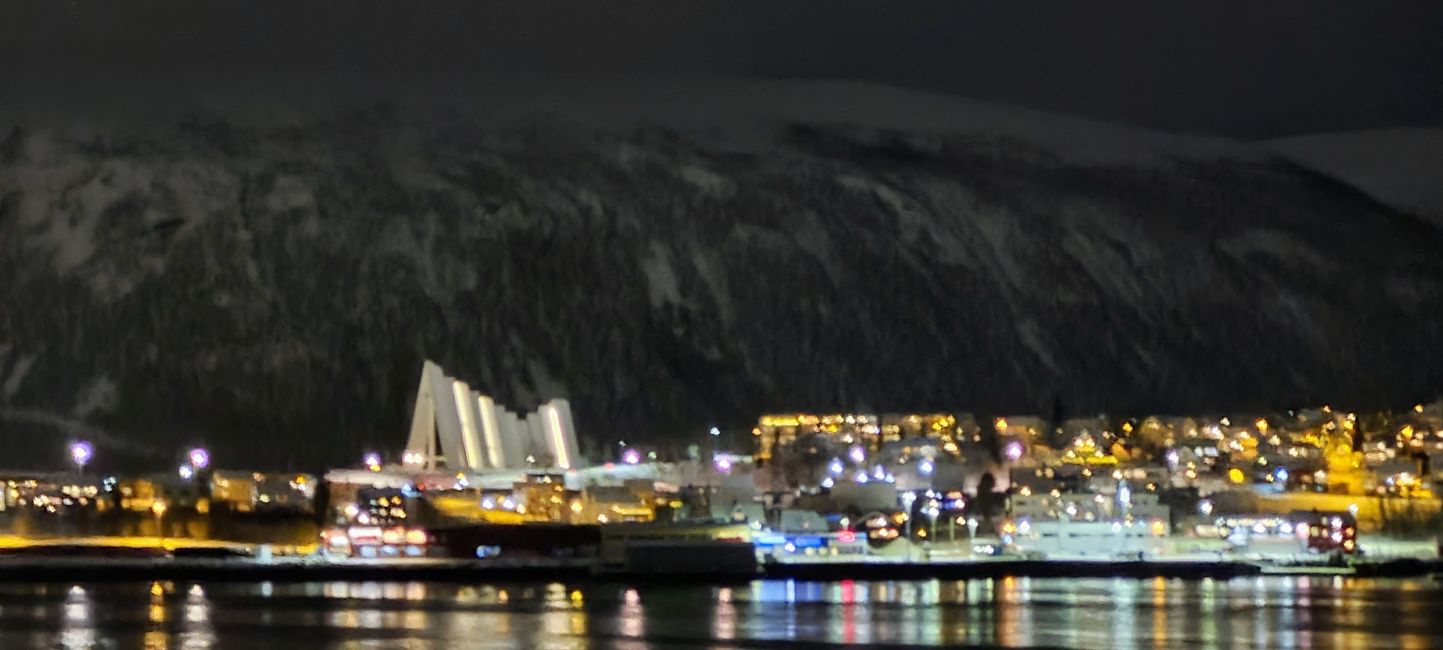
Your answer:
0;576;1436;648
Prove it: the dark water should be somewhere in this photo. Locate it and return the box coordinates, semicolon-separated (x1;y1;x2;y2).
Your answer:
0;576;1437;649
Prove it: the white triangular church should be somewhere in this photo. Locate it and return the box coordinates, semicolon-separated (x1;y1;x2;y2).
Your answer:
404;360;581;471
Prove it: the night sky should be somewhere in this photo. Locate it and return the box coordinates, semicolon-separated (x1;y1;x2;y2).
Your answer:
2;1;1440;138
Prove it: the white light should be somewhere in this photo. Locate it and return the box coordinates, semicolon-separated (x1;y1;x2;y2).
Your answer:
1198;500;1214;516
178;465;194;480
709;426;720;437
820;477;834;489
918;459;935;476
69;442;94;468
848;446;865;464
546;405;572;469
828;459;844;475
1004;441;1024;462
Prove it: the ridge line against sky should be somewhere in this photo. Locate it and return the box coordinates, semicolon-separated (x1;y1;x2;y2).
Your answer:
1;1;1441;139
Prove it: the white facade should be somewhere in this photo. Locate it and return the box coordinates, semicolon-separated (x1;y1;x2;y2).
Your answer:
404;360;582;471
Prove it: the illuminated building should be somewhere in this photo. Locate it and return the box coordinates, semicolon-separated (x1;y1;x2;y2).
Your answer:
209;470;317;514
581;485;656;524
513;472;576;522
754;412;964;462
1009;488;1169;524
404;360;581;471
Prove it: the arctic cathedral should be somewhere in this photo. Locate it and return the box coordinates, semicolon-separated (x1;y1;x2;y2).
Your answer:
403;360;582;471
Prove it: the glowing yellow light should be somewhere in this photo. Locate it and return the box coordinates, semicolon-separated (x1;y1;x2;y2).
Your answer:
994;418;1008;432
1228;468;1246;484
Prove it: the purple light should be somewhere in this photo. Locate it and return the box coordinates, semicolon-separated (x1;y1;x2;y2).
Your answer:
622;449;642;465
187;448;210;470
848;445;865;464
69;442;94;468
714;457;733;473
1004;441;1024;462
363;452;382;470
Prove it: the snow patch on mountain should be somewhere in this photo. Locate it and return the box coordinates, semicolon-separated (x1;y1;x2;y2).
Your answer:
2;352;37;400
641;241;683;308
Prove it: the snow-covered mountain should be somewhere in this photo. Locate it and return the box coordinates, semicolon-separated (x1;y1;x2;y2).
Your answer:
3;81;1442;469
1266;128;1443;227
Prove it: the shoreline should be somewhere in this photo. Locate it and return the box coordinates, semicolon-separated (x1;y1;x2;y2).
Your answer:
0;557;1435;583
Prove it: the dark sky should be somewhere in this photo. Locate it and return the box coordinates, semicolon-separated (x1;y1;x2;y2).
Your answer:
2;1;1440;138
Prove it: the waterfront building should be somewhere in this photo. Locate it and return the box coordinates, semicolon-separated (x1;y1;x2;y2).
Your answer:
1009;486;1169;525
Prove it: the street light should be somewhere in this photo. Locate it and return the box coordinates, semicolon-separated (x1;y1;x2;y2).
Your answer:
69;441;94;475
900;491;918;562
187;448;211;471
925;505;940;549
152;499;168;538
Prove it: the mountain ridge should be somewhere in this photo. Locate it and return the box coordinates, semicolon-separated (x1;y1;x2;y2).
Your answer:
2;83;1441;470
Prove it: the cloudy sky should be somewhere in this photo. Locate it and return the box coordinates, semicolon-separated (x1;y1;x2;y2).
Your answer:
2;1;1440;138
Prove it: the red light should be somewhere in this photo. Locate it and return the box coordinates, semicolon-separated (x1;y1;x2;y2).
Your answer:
837;530;856;543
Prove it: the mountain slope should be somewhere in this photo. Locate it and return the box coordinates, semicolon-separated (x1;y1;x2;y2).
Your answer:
1267;128;1443;227
2;83;1442;469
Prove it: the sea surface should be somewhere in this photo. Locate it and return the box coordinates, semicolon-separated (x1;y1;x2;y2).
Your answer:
0;576;1436;649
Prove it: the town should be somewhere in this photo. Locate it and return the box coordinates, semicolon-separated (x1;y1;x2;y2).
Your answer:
1;361;1440;578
